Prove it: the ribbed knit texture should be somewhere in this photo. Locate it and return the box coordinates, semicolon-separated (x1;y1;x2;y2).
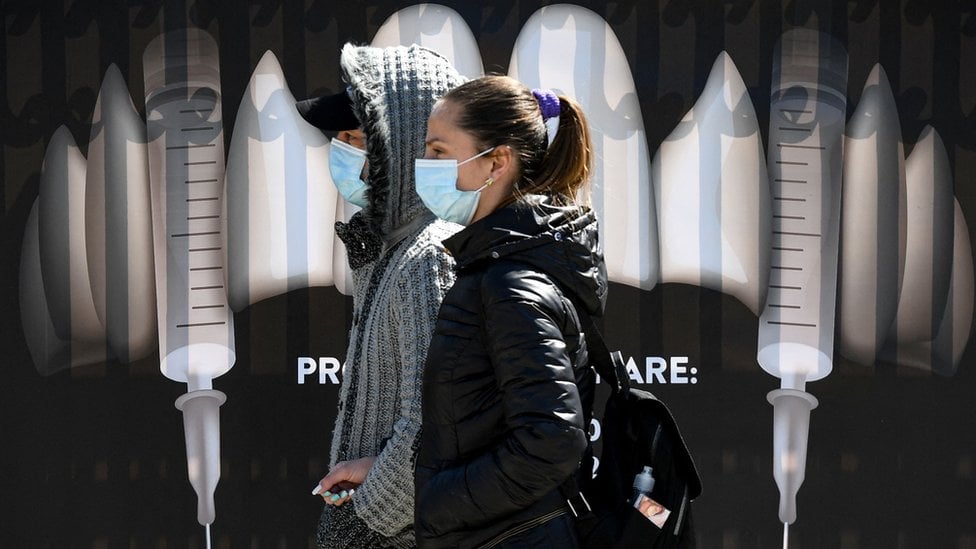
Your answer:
317;43;464;548
318;220;458;548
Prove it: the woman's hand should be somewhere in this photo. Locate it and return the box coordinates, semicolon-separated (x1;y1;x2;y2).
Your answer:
312;456;377;506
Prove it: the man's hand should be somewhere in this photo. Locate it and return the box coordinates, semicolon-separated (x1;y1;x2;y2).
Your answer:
312;456;377;506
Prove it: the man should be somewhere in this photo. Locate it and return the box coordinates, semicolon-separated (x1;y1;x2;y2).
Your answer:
297;44;465;548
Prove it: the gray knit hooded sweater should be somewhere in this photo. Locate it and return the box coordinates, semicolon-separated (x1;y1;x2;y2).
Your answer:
316;44;465;549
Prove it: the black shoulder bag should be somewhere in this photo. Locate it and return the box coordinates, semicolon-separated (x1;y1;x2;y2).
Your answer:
563;310;702;548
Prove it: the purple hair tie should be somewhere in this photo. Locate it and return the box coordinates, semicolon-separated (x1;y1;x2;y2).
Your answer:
531;88;561;120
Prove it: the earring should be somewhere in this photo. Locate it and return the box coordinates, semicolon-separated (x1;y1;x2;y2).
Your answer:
484;177;494;187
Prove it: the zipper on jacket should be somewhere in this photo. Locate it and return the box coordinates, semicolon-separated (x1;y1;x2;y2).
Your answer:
475;508;568;549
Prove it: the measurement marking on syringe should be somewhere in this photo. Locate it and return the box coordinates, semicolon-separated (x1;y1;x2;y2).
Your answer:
176;321;227;328
190;266;222;271
775;160;809;166
778;127;812;132
187;197;219;202
768;304;801;309
187;215;220;220
772;265;802;271
171;231;220;237
767;320;817;327
774;215;806;220
775;178;807;184
770;284;802;290
189;247;221;252
779;109;811;114
774;231;821;238
185;161;217;166
191;285;224;290
192;304;225;310
181;127;215;132
777;144;825;150
773;246;804;252
186;178;219;184
180;109;214;113
774;196;806;202
167;143;216;150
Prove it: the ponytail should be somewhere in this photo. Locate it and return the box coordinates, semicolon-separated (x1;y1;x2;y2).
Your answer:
520;95;592;207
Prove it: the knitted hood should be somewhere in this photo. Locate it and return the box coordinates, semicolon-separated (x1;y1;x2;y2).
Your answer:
340;43;466;238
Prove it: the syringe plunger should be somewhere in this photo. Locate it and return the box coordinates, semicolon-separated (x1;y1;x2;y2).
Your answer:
768;388;818;525
175;389;227;526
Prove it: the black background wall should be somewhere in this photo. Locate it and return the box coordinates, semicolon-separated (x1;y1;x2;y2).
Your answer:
2;1;975;547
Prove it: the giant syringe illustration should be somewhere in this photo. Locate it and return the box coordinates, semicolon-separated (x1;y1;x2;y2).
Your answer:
144;29;234;546
756;29;847;547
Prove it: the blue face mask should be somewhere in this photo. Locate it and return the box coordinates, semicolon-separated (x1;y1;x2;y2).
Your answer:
329;137;369;208
415;147;495;225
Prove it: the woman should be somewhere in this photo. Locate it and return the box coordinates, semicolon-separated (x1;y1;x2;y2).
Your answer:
413;76;607;548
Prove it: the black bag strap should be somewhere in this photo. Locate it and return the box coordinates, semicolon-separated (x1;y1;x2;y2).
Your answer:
560;299;630;518
576;307;630;396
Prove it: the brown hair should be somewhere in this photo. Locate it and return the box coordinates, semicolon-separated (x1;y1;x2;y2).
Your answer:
441;75;592;206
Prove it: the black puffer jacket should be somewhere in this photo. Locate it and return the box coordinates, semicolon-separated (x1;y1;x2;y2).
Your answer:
415;194;608;548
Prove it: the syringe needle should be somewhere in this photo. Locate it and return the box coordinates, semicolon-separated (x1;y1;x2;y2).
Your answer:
782;522;789;549
206;523;212;549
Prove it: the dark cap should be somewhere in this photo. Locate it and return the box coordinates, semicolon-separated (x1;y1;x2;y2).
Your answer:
295;90;359;131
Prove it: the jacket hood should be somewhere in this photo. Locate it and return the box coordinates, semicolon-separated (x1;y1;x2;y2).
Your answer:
443;194;608;316
340;43;466;239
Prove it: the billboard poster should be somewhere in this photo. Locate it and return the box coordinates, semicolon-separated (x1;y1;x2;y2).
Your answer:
2;1;974;547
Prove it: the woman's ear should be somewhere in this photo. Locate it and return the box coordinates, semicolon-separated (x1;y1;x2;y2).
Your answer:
489;145;517;188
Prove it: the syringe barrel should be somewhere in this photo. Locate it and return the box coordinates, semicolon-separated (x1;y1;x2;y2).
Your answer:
768;388;818;525
176;389;227;526
144;29;235;387
758;29;847;386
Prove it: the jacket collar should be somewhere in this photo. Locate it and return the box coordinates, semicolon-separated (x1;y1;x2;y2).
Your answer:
443;194;607;316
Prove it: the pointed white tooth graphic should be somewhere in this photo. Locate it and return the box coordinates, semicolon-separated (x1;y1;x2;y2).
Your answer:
930;200;974;374
894;126;955;342
372;3;484;78
224;50;338;309
38;126;106;344
21;202;67;373
21;202;112;375
881;126;963;373
144;28;233;532
838;64;906;365
84;63;157;363
652;51;771;314
879;199;973;375
509;4;658;290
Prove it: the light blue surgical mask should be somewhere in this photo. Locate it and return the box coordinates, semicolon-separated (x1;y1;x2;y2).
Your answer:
329;137;369;208
415;147;495;225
